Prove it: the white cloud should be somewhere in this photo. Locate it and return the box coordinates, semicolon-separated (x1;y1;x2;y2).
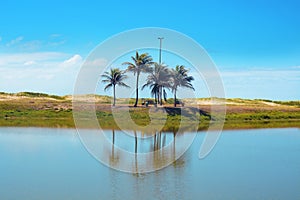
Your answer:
23;60;37;66
6;36;24;47
62;54;82;67
84;58;107;67
0;52;67;67
0;52;85;94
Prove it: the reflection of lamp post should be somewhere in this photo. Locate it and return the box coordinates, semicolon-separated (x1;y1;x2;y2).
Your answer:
158;37;164;64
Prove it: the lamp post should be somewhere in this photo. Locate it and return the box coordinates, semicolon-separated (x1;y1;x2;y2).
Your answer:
158;37;164;106
158;37;164;64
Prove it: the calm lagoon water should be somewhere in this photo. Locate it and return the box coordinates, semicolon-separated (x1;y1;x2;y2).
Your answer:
0;127;300;200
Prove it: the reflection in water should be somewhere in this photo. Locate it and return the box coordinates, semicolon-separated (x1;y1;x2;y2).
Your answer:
107;129;189;199
106;129;188;174
1;128;300;199
110;129;119;166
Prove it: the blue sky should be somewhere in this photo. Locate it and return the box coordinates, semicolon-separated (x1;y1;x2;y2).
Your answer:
0;0;299;100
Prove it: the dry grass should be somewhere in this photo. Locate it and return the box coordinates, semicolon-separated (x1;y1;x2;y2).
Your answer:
0;92;299;131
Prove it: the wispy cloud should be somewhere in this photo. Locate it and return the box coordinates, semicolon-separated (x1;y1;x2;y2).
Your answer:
6;36;24;47
0;52;67;67
0;52;83;94
291;66;300;69
1;34;66;51
47;40;66;47
220;67;300;81
23;60;37;66
19;40;43;51
49;34;61;38
48;33;66;47
218;67;300;100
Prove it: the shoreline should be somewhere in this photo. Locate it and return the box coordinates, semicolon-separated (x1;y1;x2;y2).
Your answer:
0;125;299;133
1;117;299;132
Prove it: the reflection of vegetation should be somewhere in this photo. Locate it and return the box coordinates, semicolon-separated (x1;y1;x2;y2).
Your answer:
172;156;185;168
109;129;119;166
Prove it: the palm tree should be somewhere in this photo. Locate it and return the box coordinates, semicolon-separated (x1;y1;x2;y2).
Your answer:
123;51;153;107
142;63;171;105
101;68;130;106
171;65;194;107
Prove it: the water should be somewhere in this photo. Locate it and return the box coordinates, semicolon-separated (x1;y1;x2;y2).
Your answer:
0;127;300;200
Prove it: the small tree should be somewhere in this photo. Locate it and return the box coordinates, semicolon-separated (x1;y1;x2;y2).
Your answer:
101;68;130;106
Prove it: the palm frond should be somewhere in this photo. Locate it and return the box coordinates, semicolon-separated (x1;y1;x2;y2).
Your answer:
104;83;113;91
118;82;130;88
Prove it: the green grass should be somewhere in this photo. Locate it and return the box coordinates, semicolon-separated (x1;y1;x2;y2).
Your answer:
1;106;299;131
0;92;300;131
15;92;65;100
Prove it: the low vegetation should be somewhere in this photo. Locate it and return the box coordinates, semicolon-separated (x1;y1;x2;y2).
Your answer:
0;92;300;131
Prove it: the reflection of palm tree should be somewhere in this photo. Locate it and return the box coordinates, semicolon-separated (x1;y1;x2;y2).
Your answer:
170;65;194;107
152;131;164;151
109;129;119;166
123;51;153;107
101;68;130;106
142;63;171;105
112;129;115;145
134;130;138;154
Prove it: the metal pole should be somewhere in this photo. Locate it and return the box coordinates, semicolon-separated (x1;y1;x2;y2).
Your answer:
158;37;164;106
158;37;164;64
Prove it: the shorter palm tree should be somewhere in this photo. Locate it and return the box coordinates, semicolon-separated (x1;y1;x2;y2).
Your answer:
171;65;194;107
101;68;130;106
142;63;171;105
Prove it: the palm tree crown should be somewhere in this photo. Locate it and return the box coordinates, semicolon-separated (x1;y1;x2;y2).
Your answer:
142;63;171;105
123;51;153;107
101;68;130;106
171;65;194;107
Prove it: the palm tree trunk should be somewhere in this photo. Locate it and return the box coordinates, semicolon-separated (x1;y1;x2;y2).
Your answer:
174;89;177;107
156;87;160;105
134;73;139;107
113;84;116;106
160;86;163;106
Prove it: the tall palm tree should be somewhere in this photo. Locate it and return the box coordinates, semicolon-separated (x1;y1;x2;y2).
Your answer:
123;51;153;107
142;63;171;105
101;68;130;106
171;65;194;107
